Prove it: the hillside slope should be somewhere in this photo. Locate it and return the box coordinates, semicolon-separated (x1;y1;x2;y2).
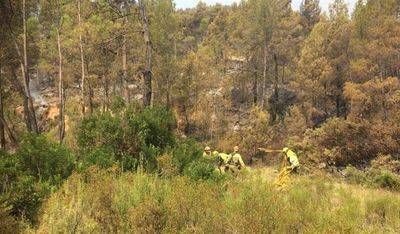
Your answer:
28;168;400;233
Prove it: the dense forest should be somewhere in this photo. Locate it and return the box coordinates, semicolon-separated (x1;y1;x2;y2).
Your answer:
0;0;400;232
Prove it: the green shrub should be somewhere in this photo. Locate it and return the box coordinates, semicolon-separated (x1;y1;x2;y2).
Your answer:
156;154;179;178
344;166;400;192
183;159;218;181
17;134;75;184
110;96;126;113
120;155;139;172
76;107;177;172
344;166;370;185
171;139;202;173
138;145;160;172
372;170;400;191
77;113;124;153
0;150;20;194
0;136;71;224
126;106;176;150
0;134;74;223
81;147;116;169
6;175;52;222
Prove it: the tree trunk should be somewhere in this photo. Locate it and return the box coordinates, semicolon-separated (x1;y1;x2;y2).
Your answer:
252;71;258;105
102;75;109;112
139;0;152;107
77;0;86;115
122;33;129;102
261;44;268;108
57;29;65;144
0;66;6;149
273;53;278;96
0;116;17;148
88;80;94;114
9;67;31;132
22;0;39;134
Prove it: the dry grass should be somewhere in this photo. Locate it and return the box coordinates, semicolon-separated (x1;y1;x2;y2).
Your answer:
30;167;400;233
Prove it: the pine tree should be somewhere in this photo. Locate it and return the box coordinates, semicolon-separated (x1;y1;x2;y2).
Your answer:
300;0;321;33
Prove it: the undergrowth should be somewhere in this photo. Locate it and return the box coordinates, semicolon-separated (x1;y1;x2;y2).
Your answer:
30;167;400;233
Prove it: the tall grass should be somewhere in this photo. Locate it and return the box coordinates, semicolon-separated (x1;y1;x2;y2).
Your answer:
32;168;400;233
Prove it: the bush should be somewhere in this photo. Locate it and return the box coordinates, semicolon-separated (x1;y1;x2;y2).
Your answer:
126;106;176;150
76;106;177;172
0;135;74;223
0;150;19;194
157;154;179;177
372;171;400;191
184;159;219;181
80;147;116;170
17;134;75;184
344;166;400;192
303;118;371;166
110;96;126;113
77;113;124;153
344;166;369;185
171;139;202;173
157;139;209;178
302;118;400;167
6;176;52;222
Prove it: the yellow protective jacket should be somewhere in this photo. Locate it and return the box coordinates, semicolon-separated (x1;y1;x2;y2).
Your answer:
219;153;231;164
203;151;212;159
285;149;299;168
228;153;246;168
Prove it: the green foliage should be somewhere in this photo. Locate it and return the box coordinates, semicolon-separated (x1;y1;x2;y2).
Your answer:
157;139;207;179
6;176;52;222
77;113;124;153
80;148;116;170
76;107;176;172
183;159;219;181
0;135;74;223
0;151;19;194
171;139;202;173
344;166;369;185
372;171;400;191
344;166;400;192
17;134;75;184
126;106;176;150
109;96;126;114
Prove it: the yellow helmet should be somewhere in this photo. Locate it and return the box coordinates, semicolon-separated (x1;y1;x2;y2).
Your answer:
212;151;219;156
204;146;211;151
282;147;289;153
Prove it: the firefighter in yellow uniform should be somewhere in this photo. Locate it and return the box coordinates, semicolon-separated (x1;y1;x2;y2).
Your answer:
215;151;231;173
203;146;213;159
203;146;234;173
227;146;246;174
258;147;300;188
275;147;300;187
283;147;299;173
